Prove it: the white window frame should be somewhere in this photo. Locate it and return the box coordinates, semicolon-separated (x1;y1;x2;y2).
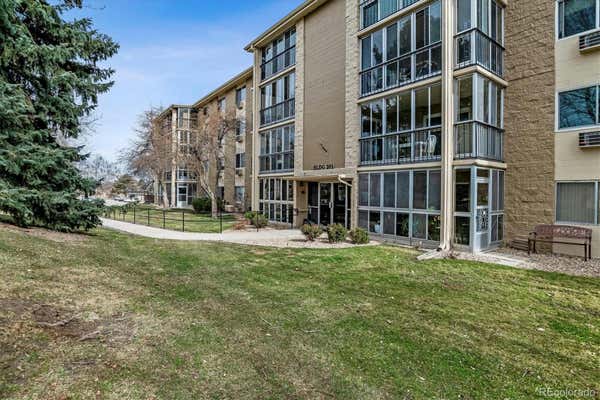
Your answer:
555;180;600;225
556;0;600;40
555;84;600;132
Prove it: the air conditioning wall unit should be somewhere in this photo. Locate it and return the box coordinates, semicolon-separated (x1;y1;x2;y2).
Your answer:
579;131;600;148
579;30;600;52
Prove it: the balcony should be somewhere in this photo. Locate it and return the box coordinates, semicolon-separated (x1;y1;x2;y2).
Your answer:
360;43;441;97
360;128;442;166
260;98;295;127
455;29;504;77
261;46;296;81
259;152;294;174
455;121;504;161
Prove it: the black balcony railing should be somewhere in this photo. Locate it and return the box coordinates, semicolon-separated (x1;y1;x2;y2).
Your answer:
259;152;294;173
455;29;504;77
360;43;442;97
360;128;442;166
455;121;504;161
261;46;296;81
260;98;295;127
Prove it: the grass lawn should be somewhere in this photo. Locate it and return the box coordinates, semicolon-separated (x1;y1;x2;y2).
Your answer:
0;225;598;399
105;206;238;233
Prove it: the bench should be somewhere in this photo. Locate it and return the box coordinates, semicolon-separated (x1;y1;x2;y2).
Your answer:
528;224;592;261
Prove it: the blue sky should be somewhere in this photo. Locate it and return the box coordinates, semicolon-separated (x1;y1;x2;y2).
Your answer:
69;0;302;162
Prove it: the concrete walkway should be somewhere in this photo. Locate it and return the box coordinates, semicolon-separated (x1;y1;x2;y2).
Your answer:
100;218;363;249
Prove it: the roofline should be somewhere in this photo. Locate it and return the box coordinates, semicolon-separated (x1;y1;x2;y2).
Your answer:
244;0;328;52
191;67;253;109
156;104;192;120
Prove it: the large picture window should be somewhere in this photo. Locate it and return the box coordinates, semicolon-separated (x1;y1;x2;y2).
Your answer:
358;169;441;242
556;182;599;224
261;28;296;80
454;74;504;161
360;1;442;96
260;72;295;126
259;124;295;173
456;0;504;77
558;85;599;129
360;84;442;166
258;178;294;224
558;0;599;39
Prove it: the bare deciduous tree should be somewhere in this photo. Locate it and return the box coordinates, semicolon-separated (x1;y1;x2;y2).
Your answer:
119;106;172;208
184;110;241;217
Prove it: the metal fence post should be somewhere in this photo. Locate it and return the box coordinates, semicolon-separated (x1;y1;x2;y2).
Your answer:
147;209;150;226
220;208;223;234
163;210;166;229
133;206;136;224
182;211;185;232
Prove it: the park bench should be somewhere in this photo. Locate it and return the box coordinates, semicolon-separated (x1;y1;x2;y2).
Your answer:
528;224;592;261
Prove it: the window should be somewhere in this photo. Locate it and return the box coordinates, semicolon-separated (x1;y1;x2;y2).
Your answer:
556;182;599;224
236;153;245;169
558;85;599;129
177;108;190;129
218;98;226;112
558;0;598;39
457;0;472;32
235;186;245;203
260;72;295;126
261;28;296;80
259;124;294;173
360;84;442;165
360;2;442;96
235;87;246;108
259;178;294;224
358;170;441;241
236;120;246;136
360;0;421;29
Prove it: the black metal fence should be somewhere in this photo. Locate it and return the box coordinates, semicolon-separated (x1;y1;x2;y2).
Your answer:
103;205;234;234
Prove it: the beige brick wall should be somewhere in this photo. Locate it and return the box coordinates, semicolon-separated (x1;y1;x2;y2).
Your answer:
503;0;556;240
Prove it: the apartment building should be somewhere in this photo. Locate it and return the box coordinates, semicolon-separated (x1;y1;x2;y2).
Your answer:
154;105;198;208
153;68;253;210
246;0;507;252
504;0;600;257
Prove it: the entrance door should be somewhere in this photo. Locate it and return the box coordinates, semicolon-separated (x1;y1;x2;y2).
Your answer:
177;184;188;208
333;183;350;228
306;182;351;228
319;183;332;226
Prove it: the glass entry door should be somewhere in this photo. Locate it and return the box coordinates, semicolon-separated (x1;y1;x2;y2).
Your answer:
319;183;332;226
177;184;188;208
307;182;351;228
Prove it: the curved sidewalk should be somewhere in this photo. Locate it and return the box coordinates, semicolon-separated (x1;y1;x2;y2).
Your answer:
100;218;359;249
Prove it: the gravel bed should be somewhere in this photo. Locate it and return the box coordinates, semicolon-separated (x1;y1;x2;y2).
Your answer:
492;247;600;278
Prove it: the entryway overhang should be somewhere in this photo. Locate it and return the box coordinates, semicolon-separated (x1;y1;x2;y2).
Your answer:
283;174;353;183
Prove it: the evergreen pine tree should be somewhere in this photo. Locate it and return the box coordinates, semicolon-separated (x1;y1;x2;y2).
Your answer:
0;0;118;231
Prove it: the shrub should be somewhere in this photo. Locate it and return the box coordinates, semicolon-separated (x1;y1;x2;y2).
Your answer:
301;224;323;242
326;223;348;243
252;214;268;230
244;211;258;222
192;197;211;214
349;228;369;244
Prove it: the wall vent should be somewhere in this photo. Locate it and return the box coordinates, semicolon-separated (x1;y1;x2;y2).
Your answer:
579;131;600;148
579;30;600;52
